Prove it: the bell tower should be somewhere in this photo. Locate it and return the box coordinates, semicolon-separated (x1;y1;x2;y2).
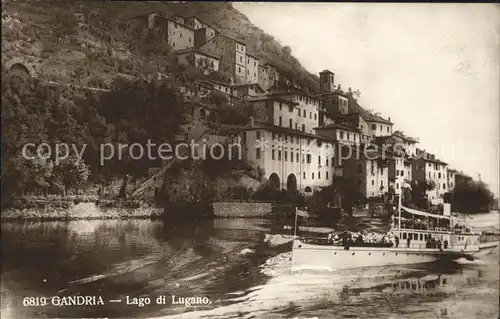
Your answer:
319;69;335;93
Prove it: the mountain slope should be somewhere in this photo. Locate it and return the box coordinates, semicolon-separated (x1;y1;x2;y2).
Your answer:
2;1;320;91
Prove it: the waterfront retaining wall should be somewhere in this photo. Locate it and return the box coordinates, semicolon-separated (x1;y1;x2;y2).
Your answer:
213;201;299;218
1;201;163;221
213;201;272;218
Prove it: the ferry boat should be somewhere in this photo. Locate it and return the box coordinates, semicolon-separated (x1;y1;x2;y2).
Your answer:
291;197;499;271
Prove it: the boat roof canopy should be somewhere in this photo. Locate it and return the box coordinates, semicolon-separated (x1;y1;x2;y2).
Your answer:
401;205;453;220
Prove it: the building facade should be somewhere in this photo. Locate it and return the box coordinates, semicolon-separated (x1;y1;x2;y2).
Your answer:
176;48;220;74
200;35;247;83
246;53;260;84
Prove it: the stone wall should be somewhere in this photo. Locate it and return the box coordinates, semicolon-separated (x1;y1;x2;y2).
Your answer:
213;201;274;218
1;202;163;221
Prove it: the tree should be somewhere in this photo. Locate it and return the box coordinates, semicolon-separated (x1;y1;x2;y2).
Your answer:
452;177;495;213
52;155;91;196
409;179;435;209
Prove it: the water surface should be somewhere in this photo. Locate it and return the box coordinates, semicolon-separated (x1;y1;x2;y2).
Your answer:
1;213;498;318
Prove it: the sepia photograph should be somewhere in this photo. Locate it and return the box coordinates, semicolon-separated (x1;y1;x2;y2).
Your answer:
1;1;499;318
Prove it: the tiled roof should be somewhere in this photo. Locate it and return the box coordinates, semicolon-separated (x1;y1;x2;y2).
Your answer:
315;123;362;133
246;96;298;105
175;48;221;60
348;98;393;124
392;130;418;143
245;122;336;142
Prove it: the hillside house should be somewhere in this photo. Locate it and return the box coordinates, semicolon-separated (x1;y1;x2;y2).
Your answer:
412;149;448;205
200;35;247;83
246;53;260;84
127;13;194;51
175;48;220;74
258;63;270;91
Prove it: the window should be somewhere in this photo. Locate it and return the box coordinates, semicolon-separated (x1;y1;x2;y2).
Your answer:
326;172;329;179
238;66;241;72
381;180;384;187
256;148;261;159
372;124;376;130
306;154;311;163
340;131;344;139
278;151;282;161
240;56;243;62
438;173;441;178
379;125;382;131
303;110;306;117
284;151;288;161
419;234;423;241
279;103;282;110
303;172;306;179
387;127;389;133
347;132;350;140
289;105;294;112
372;180;375;186
402;233;407;240
326;158;329;166
297;109;300;116
279;116;282;126
413;233;418;240
331;157;335;167
301;124;305;132
291;151;294;162
173;42;176;47
314;113;317;120
189;37;191;43
396;183;399;189
318;156;321;165
309;112;312;119
272;133;276;140
312;173;315;179
318;172;321;179
256;131;261;139
272;150;275;160
443;183;446;189
296;153;299;162
289;119;293;128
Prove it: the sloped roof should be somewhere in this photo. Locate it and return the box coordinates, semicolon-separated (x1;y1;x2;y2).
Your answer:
348;98;393;124
315;123;362;133
392;130;418;143
175;48;221;60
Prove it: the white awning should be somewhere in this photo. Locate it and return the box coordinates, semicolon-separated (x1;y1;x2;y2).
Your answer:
400;205;451;220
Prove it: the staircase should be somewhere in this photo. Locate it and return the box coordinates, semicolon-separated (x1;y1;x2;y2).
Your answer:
129;129;211;198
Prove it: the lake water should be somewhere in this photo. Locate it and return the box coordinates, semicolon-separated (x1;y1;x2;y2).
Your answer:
1;213;499;319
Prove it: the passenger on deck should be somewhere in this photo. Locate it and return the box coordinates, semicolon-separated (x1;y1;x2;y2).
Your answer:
395;236;399;248
355;235;364;246
443;239;448;249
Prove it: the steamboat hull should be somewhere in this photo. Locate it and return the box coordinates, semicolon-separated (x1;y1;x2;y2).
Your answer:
291;239;477;271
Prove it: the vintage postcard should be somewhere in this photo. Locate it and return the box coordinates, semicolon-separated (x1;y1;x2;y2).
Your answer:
1;2;499;318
